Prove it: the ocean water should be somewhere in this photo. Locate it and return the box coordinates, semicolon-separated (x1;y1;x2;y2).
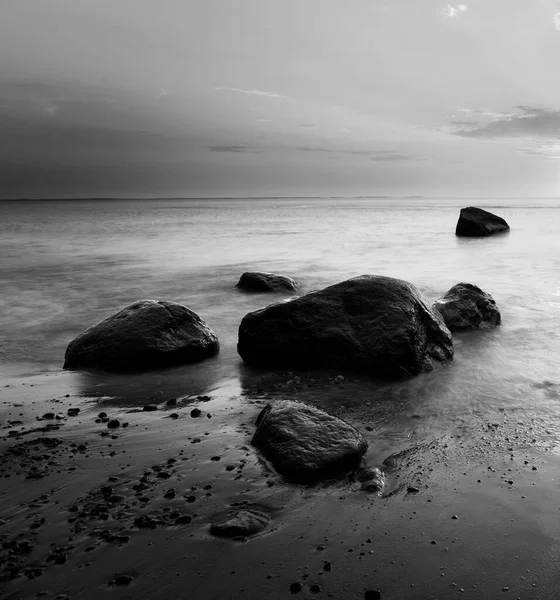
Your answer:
1;197;560;449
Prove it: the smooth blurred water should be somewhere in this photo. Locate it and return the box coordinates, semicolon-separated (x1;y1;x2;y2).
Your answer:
1;197;560;434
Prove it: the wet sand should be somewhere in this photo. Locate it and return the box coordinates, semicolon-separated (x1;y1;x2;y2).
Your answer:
2;369;560;600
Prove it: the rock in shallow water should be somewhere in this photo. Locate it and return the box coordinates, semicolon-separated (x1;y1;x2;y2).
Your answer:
433;282;501;332
236;271;299;292
252;400;368;480
210;509;270;538
238;275;453;379
63;299;219;372
455;206;509;237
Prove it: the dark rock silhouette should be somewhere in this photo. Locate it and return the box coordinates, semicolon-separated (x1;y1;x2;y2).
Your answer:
210;509;270;538
433;282;501;331
455;207;509;237
236;271;299;292
64;299;219;372
251;400;368;479
238;275;453;379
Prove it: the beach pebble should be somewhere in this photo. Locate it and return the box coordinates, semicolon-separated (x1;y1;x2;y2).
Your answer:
210;509;269;538
113;574;133;586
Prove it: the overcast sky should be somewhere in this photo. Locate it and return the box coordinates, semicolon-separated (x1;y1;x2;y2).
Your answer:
2;0;560;198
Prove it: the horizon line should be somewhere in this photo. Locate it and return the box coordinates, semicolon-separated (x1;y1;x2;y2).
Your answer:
1;195;559;201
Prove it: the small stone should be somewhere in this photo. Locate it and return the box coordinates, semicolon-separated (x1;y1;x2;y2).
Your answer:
143;404;158;412
365;592;381;600
114;574;133;586
407;486;420;494
107;419;120;429
98;412;107;418
166;398;177;406
175;514;192;525
42;413;55;420
290;582;303;594
190;408;202;418
310;584;321;593
452;515;458;519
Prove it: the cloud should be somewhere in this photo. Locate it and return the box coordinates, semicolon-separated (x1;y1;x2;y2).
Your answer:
293;147;411;160
449;105;560;139
367;153;410;161
213;86;294;102
207;145;258;153
41;100;60;116
442;4;468;18
294;146;333;153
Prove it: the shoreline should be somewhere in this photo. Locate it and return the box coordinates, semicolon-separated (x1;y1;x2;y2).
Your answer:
2;365;560;599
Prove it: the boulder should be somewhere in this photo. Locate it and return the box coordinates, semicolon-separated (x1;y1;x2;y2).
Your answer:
252;400;368;479
433;283;501;331
236;271;299;292
64;299;219;372
210;509;269;538
238;275;453;379
455;207;509;237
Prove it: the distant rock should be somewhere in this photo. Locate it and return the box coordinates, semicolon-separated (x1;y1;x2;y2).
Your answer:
64;299;219;372
236;271;299;293
455;207;509;237
433;283;501;331
252;400;368;480
210;509;270;538
238;275;453;379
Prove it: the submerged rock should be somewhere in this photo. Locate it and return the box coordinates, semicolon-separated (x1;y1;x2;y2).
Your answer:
64;299;219;372
433;283;501;331
252;400;367;479
455;207;509;237
238;275;453;379
236;271;299;292
210;509;270;538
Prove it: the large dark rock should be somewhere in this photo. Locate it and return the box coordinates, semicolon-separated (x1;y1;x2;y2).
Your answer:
238;275;453;379
64;299;219;372
433;283;501;331
236;271;299;292
252;400;368;479
455;207;509;237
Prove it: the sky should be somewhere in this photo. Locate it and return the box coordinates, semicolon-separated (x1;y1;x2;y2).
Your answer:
2;0;560;198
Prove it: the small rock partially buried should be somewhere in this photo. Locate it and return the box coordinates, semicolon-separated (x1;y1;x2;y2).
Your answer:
210;509;270;538
64;299;219;372
252;400;368;480
236;271;299;293
357;467;386;495
455;206;509;237
433;282;501;331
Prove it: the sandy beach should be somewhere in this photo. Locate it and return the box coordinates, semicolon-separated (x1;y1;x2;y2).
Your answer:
2;364;560;600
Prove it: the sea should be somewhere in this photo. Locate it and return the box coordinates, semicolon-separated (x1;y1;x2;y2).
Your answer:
2;196;560;450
